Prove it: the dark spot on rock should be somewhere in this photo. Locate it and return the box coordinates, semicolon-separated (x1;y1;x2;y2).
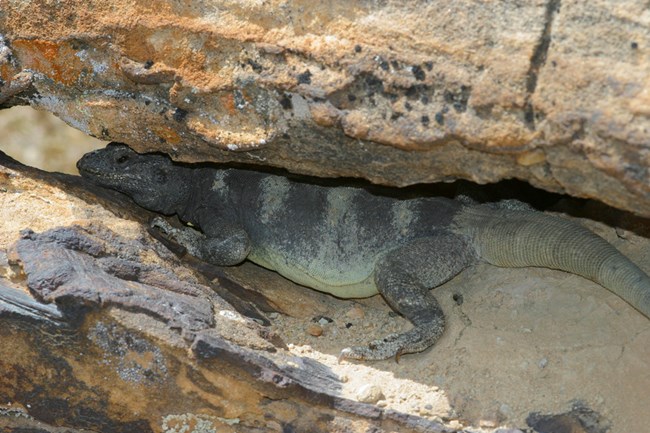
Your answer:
144;100;151;106
412;65;426;81
297;69;312;84
405;86;418;99
279;93;292;110
421;95;429;104
233;89;246;110
527;402;610;433
551;60;557;67
375;56;389;71
391;60;400;69
282;423;297;433
388;311;400;318
435;112;444;125
0;78;5;88
345;323;353;328
173;108;188;122
100;127;110;139
272;374;285;384
631;41;639;49
28;397;70;424
69;39;89;51
347;94;357;102
524;106;535;124
391;112;403;121
424;61;433;71
246;58;264;72
421;115;430;126
354;44;362;53
452;293;463;305
444;86;471;113
405;84;430;100
404;102;412;111
364;75;384;95
143;60;154;69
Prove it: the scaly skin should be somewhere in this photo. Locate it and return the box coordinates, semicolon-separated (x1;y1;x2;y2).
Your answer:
77;143;650;361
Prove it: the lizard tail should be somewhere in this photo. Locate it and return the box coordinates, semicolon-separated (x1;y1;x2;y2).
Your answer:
454;206;650;319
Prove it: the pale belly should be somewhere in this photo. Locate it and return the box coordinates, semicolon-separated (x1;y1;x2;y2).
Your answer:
247;248;380;298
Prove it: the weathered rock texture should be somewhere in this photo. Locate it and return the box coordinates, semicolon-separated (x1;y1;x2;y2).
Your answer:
1;0;649;215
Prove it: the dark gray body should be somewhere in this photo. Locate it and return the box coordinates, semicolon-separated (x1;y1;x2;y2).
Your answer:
77;144;650;361
187;168;462;298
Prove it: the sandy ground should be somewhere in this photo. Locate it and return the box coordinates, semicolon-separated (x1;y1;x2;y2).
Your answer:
1;106;649;432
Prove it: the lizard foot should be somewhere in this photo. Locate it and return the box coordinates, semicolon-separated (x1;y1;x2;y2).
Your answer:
339;328;434;362
151;217;250;266
150;217;204;257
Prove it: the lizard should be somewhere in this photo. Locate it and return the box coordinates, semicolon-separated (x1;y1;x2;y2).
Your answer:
77;143;650;361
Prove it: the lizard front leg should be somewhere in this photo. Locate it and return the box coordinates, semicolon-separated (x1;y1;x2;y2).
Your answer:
340;232;477;361
151;217;250;266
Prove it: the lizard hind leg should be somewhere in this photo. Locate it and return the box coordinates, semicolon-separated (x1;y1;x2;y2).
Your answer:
340;233;477;361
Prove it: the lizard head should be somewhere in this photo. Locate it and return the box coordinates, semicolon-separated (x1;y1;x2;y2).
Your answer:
77;143;190;214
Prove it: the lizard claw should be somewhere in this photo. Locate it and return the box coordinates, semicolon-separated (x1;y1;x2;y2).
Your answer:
338;347;365;363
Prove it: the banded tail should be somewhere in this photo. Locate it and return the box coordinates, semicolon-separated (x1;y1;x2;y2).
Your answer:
454;206;650;319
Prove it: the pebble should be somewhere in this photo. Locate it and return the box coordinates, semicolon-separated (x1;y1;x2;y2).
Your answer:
498;403;514;418
306;324;323;337
356;384;385;404
314;315;333;325
345;306;365;320
479;419;497;428
418;404;434;416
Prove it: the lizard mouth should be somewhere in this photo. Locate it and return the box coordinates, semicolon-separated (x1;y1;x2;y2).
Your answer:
77;165;123;185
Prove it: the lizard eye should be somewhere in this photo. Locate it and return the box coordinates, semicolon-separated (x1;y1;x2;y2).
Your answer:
116;155;130;164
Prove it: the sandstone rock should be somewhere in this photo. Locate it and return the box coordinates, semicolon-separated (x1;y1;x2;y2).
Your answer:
0;1;648;216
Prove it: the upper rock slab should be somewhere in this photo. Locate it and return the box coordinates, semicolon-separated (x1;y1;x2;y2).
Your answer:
0;0;648;215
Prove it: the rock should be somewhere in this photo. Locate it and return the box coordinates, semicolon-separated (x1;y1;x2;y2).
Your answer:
306;324;324;337
0;1;649;216
356;384;385;404
346;306;366;320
